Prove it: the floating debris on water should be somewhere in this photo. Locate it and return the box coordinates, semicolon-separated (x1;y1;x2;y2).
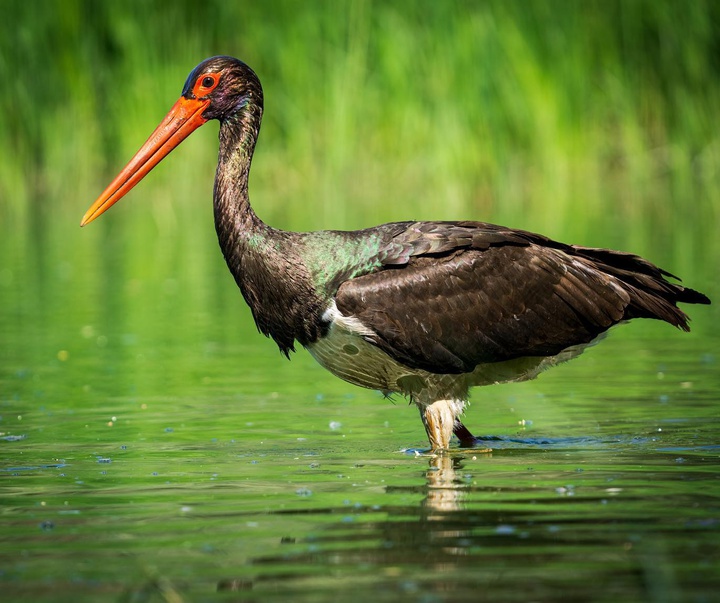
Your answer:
1;434;26;442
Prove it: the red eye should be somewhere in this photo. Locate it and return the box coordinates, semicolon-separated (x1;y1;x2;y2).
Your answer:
194;73;220;96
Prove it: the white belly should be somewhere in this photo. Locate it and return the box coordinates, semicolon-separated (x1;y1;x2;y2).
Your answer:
305;303;593;406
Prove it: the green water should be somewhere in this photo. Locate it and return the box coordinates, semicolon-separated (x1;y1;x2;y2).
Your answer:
1;199;719;603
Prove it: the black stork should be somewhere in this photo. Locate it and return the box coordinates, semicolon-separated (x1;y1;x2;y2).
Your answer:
82;56;710;451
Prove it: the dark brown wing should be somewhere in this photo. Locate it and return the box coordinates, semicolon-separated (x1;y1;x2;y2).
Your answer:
334;222;709;374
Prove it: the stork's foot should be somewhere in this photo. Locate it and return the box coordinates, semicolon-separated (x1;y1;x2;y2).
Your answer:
453;420;477;447
419;399;466;452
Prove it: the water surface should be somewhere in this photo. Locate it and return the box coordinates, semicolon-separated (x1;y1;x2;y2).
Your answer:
1;212;719;603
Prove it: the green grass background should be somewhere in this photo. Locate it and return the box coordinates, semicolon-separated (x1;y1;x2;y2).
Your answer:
1;0;718;304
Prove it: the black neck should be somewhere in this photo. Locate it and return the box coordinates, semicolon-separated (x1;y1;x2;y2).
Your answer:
212;103;327;353
213;99;263;231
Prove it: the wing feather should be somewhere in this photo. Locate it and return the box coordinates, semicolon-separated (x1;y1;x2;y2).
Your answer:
336;244;629;374
331;221;708;374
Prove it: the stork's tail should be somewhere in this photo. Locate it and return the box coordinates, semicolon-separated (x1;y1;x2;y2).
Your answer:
573;246;710;331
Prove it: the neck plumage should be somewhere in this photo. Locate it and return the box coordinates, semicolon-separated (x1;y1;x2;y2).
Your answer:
214;99;263;232
212;102;327;354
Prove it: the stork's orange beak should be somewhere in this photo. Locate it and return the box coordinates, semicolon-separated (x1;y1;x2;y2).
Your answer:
81;96;210;226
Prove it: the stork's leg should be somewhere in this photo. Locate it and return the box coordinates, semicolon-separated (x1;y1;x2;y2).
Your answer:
453;420;477;447
419;399;465;451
